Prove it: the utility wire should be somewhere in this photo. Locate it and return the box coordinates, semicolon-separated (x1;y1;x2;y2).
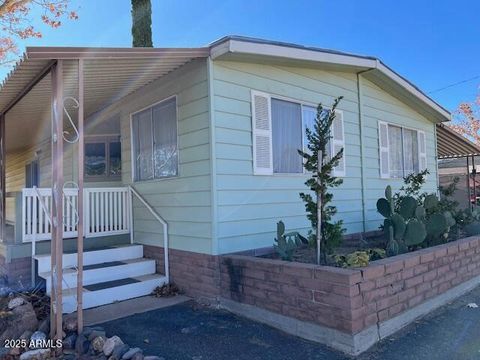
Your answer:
428;75;480;94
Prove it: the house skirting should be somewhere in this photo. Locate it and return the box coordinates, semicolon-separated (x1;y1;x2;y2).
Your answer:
146;236;480;355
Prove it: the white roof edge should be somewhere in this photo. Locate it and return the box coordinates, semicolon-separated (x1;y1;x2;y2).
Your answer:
375;62;451;121
209;38;451;122
210;38;376;68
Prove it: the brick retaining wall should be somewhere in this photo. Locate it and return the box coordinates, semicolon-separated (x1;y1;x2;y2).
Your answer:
220;236;480;338
0;254;31;287
144;245;221;299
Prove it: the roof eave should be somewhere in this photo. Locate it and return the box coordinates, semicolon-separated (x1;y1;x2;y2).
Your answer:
25;46;211;60
210;38;451;123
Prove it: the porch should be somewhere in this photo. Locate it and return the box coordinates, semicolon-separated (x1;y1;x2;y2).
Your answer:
6;186;131;245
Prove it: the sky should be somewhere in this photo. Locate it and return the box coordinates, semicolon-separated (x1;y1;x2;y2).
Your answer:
1;0;479;114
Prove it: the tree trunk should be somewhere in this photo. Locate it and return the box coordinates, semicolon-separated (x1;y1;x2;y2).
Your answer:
131;0;153;47
316;150;322;265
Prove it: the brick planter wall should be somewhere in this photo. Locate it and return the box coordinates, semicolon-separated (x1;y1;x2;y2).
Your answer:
219;235;480;354
0;254;31;288
144;245;221;299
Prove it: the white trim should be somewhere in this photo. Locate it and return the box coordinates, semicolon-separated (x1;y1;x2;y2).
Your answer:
210;38;450;123
263;94;346;177
129;95;179;182
251;90;273;175
212;39;376;68
379;121;427;179
378;121;390;179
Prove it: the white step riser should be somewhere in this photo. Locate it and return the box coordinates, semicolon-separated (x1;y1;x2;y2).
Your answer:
36;245;144;273
62;276;167;313
44;260;156;295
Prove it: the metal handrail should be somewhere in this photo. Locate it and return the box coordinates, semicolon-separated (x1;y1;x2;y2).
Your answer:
129;185;169;283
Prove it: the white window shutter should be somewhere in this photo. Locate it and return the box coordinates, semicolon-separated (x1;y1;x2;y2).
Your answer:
418;130;427;171
378;121;390;178
251;91;273;175
331;110;346;177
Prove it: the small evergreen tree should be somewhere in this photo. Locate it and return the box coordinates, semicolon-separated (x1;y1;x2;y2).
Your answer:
298;97;345;264
131;0;153;47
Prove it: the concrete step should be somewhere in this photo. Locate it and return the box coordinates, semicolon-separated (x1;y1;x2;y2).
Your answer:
34;244;144;273
40;258;157;295
61;274;167;313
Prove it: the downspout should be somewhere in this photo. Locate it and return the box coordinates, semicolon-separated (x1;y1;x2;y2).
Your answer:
207;57;219;256
356;69;374;234
434;125;440;197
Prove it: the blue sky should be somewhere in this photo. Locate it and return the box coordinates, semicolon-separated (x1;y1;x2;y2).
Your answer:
2;0;479;113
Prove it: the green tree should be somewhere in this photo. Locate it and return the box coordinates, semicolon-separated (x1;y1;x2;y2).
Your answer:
298;97;345;264
131;0;152;47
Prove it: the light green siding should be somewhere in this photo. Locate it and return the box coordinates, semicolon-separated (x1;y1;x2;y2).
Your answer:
211;60;438;254
101;59;212;254
360;78;437;231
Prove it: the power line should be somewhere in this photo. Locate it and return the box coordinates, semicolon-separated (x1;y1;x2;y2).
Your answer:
428;75;480;94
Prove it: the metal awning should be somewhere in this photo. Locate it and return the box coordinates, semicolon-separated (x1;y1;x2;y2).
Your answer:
437;123;480;159
0;47;209;152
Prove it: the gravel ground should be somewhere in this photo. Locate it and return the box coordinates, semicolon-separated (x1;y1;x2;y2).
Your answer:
100;286;480;360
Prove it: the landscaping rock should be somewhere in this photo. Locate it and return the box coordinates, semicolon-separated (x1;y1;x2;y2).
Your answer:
92;336;107;352
131;353;144;360
63;317;77;333
0;347;9;360
37;319;49;334
63;333;77;350
19;330;33;341
19;348;50;360
9;346;21;356
143;356;164;360
75;334;90;355
88;329;106;341
0;302;38;344
29;331;46;349
109;344;130;360
8;297;25;309
122;348;142;360
103;336;123;356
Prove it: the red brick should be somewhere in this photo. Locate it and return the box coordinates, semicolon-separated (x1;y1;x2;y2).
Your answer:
364;313;378;327
384;259;404;275
315;267;362;285
361;265;385;280
434;247;448;259
405;274;423;289
404;255;420;268
376;272;401;288
376;294;398;311
408;294;424;307
378;308;389;322
414;264;429;275
420;252;435;264
398;288;416;303
363;287;388;303
447;244;459;255
359;280;375;292
389;302;407;317
423;269;437;282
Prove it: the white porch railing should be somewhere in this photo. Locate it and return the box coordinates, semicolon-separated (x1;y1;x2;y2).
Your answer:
22;187;131;242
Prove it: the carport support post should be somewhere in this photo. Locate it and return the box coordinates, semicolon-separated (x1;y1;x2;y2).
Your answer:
77;58;85;334
467;156;471;211
473;155;477;207
51;60;64;340
0;113;5;242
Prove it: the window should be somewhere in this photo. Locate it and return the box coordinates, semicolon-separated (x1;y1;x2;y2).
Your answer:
131;97;178;181
378;121;426;179
271;99;303;173
251;91;345;176
85;137;122;181
25;160;39;187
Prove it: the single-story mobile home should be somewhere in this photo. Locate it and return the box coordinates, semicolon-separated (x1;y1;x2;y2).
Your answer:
0;36;452;311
